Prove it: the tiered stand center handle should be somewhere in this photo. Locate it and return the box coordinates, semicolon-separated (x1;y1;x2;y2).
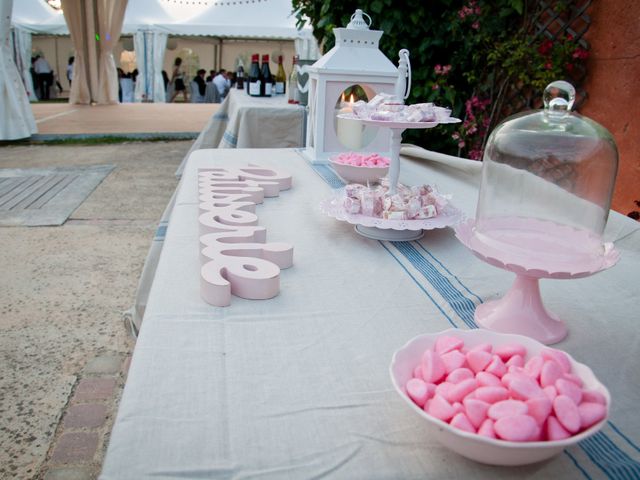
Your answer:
388;128;405;195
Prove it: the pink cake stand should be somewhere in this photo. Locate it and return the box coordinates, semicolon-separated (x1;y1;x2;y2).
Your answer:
455;218;620;344
333;114;461;241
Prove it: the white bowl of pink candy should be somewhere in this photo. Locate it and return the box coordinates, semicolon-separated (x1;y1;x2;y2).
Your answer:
329;152;390;184
389;329;609;466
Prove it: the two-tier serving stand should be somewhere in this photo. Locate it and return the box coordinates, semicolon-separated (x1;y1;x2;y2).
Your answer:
321;115;462;241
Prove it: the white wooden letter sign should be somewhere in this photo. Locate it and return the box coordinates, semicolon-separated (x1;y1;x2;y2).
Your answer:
198;165;293;307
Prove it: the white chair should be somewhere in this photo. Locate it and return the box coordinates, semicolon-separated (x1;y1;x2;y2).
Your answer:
204;82;221;103
190;80;206;103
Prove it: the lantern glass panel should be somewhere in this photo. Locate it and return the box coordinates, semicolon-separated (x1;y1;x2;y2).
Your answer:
332;84;379;151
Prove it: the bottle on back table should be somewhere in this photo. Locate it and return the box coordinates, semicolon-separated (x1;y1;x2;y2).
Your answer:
248;54;261;97
260;54;272;97
287;55;300;104
275;55;286;95
236;59;245;90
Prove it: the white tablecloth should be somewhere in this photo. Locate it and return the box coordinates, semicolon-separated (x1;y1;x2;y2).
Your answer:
104;148;640;479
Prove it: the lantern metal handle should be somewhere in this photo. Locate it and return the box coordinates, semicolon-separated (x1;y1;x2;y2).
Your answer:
395;49;411;102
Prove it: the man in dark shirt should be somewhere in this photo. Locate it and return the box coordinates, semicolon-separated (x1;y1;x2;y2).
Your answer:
194;69;207;96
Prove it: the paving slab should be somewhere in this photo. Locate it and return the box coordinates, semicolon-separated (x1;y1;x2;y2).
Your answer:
0;140;191;479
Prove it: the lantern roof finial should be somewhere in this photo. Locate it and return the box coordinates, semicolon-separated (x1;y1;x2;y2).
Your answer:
347;9;372;30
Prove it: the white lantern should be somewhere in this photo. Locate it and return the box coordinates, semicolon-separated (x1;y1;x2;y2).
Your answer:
303;9;399;163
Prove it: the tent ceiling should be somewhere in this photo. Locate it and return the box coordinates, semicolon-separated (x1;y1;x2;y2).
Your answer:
11;0;310;39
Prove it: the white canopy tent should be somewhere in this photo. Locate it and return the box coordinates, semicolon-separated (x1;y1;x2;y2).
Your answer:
11;0;313;39
10;0;317;105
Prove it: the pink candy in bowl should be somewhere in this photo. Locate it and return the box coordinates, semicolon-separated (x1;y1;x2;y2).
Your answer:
389;328;610;466
329;152;390;184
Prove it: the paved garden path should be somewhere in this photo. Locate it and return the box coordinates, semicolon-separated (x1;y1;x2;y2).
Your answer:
0;141;191;479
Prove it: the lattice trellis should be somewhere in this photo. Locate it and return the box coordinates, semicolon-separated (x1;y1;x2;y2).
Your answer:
499;0;592;117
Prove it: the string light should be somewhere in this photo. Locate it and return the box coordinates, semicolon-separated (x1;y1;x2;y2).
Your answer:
159;0;268;5
45;0;62;10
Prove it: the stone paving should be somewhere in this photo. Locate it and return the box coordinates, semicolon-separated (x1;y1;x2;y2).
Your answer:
42;354;130;479
0;141;191;479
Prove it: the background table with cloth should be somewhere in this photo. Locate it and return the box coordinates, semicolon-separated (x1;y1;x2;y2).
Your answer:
103;147;640;479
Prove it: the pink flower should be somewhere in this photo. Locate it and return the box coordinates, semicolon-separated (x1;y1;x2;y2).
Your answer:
458;140;466;149
469;149;483;160
432;84;440;90
545;61;553;70
452;132;460;140
434;64;442;75
472;21;480;30
538;39;553;56
442;65;452;75
572;47;589;60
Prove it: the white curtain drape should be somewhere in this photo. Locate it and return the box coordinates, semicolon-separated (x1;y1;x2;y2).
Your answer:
62;0;128;104
1;0;37;140
134;30;167;103
11;27;37;101
95;0;127;104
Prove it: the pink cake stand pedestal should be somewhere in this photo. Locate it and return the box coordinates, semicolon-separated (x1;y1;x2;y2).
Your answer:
455;218;620;345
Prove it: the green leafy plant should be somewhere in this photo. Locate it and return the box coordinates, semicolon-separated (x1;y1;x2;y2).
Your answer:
293;0;589;159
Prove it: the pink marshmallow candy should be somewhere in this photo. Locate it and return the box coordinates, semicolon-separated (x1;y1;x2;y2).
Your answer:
404;335;607;443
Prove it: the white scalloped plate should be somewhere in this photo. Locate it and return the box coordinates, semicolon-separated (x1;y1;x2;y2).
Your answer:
320;196;464;234
337;113;461;130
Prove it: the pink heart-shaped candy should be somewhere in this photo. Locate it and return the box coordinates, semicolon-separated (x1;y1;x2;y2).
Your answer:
477;418;497;438
495;343;527;361
450;412;476;433
475;386;509;404
421;350;446;384
579;402;607;429
435;336;464;355
546;415;571;440
447;368;474;384
494;414;538;442
553;395;581;433
463;398;490;429
526;396;553;425
441;350;466;374
428;394;456;421
466;350;492;374
488;399;528;420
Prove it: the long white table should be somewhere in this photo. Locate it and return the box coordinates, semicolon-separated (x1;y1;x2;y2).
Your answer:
176;89;306;177
103;148;640;479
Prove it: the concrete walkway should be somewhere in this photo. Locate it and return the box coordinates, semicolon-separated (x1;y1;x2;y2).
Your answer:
0;141;192;479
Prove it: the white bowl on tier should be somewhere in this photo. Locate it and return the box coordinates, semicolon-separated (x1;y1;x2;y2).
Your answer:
329;157;389;184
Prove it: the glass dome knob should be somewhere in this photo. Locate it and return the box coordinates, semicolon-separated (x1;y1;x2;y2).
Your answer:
543;80;576;114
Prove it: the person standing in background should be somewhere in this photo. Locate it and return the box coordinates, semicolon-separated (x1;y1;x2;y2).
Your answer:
169;57;188;102
66;56;74;88
33;55;53;100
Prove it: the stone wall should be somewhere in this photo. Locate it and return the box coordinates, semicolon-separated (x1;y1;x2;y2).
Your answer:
581;1;640;216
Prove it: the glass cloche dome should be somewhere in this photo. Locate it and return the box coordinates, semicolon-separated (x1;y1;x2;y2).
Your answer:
473;80;618;271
